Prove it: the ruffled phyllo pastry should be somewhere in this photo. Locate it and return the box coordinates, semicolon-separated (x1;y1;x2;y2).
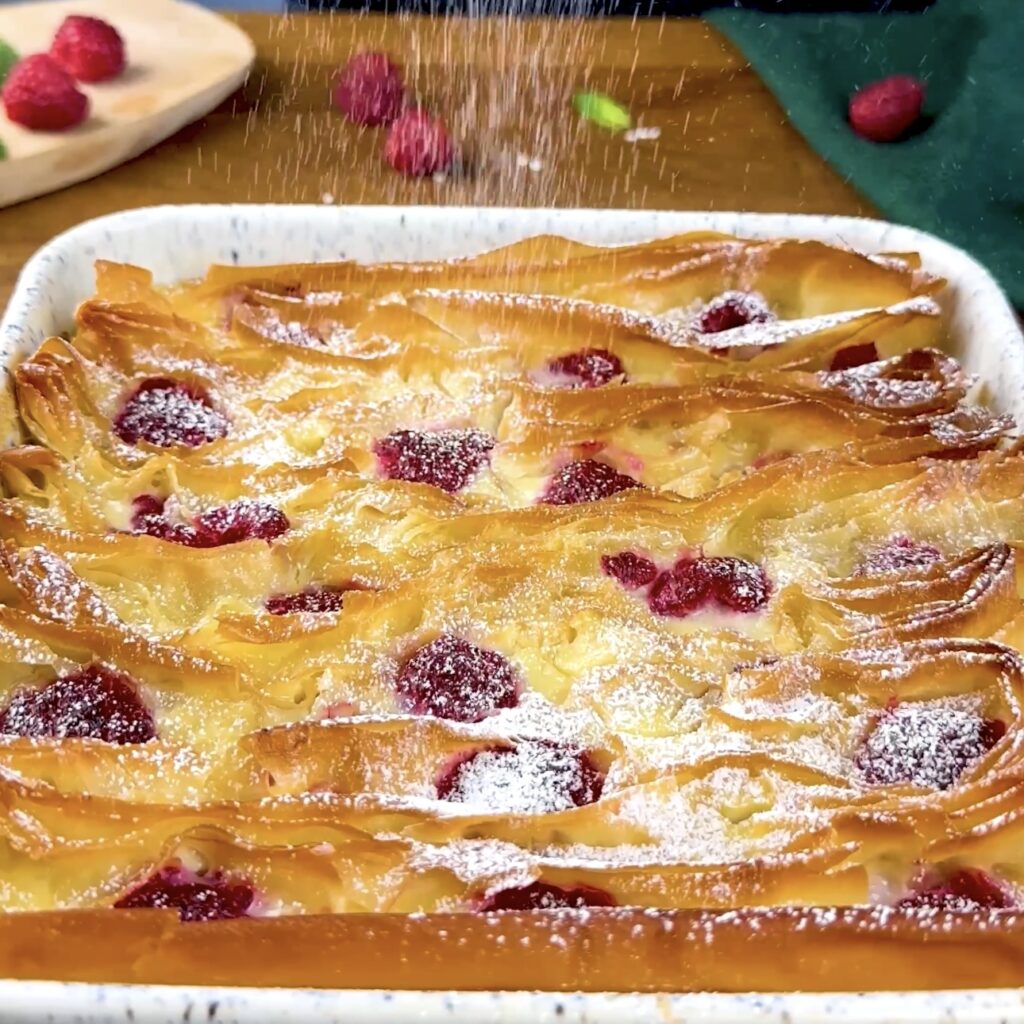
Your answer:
3;232;1024;992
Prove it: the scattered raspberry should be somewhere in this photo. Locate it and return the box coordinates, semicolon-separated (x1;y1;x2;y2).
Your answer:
384;109;453;177
897;869;1013;912
546;348;625;388
647;559;712;617
375;428;494;493
130;494;203;546
695;291;774;334
436;740;604;814
601;551;659;590
395;634;519;722
829;341;880;372
193;499;290;546
113;378;228;449
50;15;126;83
541;459;641;505
702;556;771;613
332;51;404;126
115;867;254;922
849;75;925;143
0;664;155;744
478;881;616;912
265;585;354;615
1;54;88;132
856;535;942;575
857;702;1005;790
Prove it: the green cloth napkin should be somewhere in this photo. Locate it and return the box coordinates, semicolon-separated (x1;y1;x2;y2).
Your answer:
707;0;1024;306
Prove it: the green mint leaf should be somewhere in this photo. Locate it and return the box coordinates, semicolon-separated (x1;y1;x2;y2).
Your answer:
573;91;632;132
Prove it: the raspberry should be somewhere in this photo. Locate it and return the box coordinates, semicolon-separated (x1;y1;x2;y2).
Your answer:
0;664;155;744
50;15;126;83
546;348;625;389
113;378;228;449
849;75;925;143
695;291;774;334
1;54;88;132
384;109;453;177
647;560;712;618
702;556;771;613
375;429;494;493
333;51;403;126
395;634;519;722
601;551;658;590
115;867;254;922
130;495;203;547
857;703;1005;790
436;741;604;813
829;341;880;372
897;869;1012;912
478;881;616;912
265;585;353;615
540;459;641;506
193;499;290;546
856;536;941;575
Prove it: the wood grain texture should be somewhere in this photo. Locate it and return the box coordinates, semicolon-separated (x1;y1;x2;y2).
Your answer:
0;12;873;309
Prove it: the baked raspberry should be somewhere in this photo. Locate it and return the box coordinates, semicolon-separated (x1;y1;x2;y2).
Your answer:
436;740;604;814
395;634;519;722
897;869;1013;912
849;75;925;144
857;702;1005;790
829;341;880;372
856;536;941;575
0;664;155;744
265;585;353;615
695;291;774;334
1;54;89;132
332;51;404;126
115;867;254;922
601;551;658;590
50;15;126;83
375;429;494;493
541;459;641;506
647;559;712;617
193;499;290;546
130;495;202;546
546;348;625;389
384;109;453;177
478;881;616;912
113;378;228;449
702;556;771;613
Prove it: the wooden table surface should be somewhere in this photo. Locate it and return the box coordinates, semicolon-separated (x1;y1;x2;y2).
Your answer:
0;12;873;307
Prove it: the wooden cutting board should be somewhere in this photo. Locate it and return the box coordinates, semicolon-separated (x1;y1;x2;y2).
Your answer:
0;0;255;208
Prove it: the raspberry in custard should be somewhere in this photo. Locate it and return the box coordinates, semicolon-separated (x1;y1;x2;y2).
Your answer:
193;499;290;546
375;429;495;494
897;868;1013;912
395;634;519;722
601;551;659;590
130;495;203;546
436;740;604;814
541;459;641;506
857;702;1006;790
695;291;774;334
0;664;155;744
478;880;616;912
113;378;228;449
546;348;625;389
115;867;254;922
856;535;941;575
647;556;769;617
265;585;354;615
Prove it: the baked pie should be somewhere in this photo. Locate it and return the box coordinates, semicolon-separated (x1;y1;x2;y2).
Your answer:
3;231;1024;991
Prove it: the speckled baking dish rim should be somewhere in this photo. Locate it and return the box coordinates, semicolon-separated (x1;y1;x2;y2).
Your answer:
1;205;1023;1024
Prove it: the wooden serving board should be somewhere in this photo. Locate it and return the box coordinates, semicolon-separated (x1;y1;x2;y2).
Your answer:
0;0;255;208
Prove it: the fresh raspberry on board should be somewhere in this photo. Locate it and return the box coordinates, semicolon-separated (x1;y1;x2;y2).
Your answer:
384;109;453;177
333;51;404;126
1;54;89;131
849;75;925;143
50;15;126;83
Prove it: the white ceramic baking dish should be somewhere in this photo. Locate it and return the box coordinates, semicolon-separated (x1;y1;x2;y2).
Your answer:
1;205;1023;1024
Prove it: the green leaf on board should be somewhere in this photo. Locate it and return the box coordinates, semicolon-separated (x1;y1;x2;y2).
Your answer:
0;39;19;161
573;90;632;132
